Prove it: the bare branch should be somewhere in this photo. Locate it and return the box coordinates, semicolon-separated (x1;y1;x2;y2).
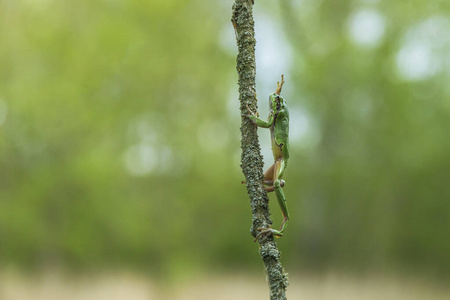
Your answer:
231;1;288;299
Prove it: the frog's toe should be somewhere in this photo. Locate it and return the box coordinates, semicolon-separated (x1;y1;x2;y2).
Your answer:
253;227;283;242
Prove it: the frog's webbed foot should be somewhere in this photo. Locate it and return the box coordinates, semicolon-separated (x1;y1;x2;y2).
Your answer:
276;74;285;95
244;104;259;118
253;226;283;242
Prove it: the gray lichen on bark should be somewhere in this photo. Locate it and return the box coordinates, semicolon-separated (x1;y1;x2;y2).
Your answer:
231;1;289;299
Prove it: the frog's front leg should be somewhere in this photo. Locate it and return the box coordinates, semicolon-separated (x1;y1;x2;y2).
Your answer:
243;104;274;128
255;159;290;241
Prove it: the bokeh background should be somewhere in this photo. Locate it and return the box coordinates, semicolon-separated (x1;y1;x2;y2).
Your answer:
1;0;450;299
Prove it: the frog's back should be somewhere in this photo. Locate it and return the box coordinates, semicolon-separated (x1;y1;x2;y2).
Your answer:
272;107;289;163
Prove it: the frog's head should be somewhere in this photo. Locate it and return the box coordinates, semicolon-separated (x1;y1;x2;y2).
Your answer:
269;92;285;112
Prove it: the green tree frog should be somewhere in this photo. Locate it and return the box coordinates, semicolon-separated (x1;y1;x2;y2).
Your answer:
244;75;290;240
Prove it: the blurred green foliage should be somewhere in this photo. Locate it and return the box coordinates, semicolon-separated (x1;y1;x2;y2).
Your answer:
0;0;449;279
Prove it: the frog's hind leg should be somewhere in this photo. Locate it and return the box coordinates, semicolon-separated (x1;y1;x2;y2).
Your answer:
272;159;289;232
241;162;284;190
255;159;289;241
263;162;285;192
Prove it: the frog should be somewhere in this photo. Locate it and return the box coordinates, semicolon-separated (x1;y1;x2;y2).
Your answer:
244;75;290;240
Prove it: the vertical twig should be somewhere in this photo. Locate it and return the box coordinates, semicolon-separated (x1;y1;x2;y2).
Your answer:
231;1;289;299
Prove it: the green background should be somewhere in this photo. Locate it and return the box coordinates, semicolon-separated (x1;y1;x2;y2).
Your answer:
1;0;449;282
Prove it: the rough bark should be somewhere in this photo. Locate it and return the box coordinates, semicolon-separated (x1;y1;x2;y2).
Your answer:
231;1;289;299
